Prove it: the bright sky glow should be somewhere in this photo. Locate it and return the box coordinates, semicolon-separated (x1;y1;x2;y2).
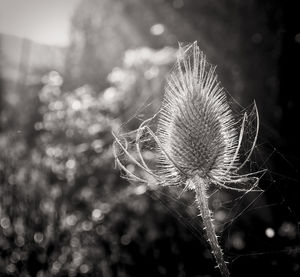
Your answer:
0;0;81;46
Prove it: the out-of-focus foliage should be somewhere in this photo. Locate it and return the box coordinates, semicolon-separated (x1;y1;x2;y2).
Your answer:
2;46;208;277
105;47;175;121
64;0;176;90
64;0;281;126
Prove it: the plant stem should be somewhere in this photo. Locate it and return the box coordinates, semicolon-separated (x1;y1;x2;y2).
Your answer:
192;175;230;277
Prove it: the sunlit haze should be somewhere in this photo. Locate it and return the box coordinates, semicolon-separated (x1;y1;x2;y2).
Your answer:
0;0;81;46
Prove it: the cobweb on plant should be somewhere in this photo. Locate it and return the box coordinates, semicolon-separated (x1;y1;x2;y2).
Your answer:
113;97;300;273
112;43;300;275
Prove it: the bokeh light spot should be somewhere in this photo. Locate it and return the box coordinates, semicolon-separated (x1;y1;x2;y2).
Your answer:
52;261;61;273
92;209;103;221
265;227;275;238
44;71;63;86
214;210;227;222
66;159;76;169
80;264;90;274
82;220;93;231
231;233;245;250
71;100;82;110
121;234;131;245
34;232;44;244
295;33;300;43
15;236;25;247
150;24;165;36
66;214;77;226
0;217;11;229
6;263;16;273
70;237;80;248
278;222;297;240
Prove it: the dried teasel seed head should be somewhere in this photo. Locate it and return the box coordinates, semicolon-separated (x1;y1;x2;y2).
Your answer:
157;42;240;186
113;41;262;277
113;41;262;192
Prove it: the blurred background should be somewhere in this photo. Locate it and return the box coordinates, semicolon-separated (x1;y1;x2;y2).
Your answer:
0;0;299;276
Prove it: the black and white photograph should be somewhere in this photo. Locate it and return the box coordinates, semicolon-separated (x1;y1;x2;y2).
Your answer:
0;0;299;276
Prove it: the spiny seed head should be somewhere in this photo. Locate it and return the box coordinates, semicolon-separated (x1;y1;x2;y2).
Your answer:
113;41;261;193
113;41;259;277
157;42;238;185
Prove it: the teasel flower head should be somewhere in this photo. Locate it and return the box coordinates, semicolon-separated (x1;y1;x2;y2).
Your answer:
113;41;264;277
156;42;262;191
